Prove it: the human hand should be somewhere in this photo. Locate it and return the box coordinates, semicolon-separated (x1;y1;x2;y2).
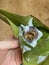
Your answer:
0;39;22;65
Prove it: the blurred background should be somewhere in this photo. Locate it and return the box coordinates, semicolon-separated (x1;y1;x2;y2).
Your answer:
0;0;49;40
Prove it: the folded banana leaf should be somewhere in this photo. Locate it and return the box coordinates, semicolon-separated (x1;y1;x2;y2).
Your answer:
0;9;49;65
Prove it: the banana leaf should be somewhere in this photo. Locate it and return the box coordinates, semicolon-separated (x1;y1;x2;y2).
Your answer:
0;9;49;65
0;9;49;30
0;14;19;37
39;55;49;65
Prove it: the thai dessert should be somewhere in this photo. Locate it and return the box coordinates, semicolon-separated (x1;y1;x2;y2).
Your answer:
0;9;49;65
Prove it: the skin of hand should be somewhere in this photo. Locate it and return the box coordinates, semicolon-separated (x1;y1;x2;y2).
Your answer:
0;39;22;65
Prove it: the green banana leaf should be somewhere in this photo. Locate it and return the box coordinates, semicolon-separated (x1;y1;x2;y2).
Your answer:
0;9;49;30
39;55;49;65
0;14;19;37
0;9;31;26
23;57;38;65
0;9;49;65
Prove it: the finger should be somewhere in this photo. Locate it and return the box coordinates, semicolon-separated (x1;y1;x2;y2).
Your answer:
0;40;20;50
15;47;22;65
